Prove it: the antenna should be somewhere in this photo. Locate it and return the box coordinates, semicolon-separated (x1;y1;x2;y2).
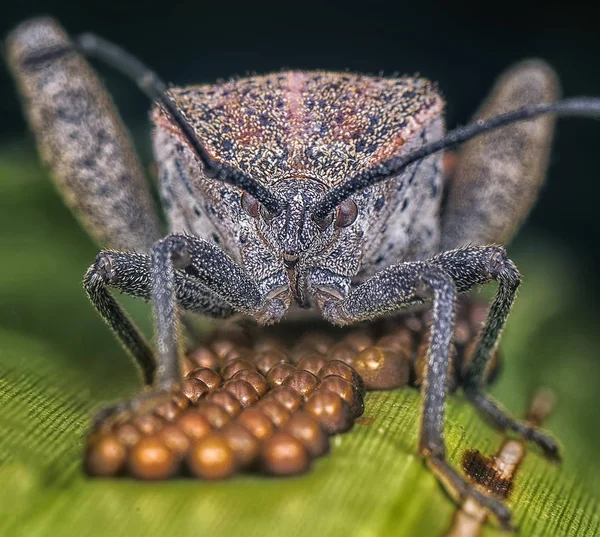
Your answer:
313;98;600;218
75;33;283;214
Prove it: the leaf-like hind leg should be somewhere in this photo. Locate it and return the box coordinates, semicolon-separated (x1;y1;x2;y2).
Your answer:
6;17;162;252
442;59;560;250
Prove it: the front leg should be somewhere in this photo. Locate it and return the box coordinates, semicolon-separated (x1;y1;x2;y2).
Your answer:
322;246;526;528
85;234;272;422
149;234;263;388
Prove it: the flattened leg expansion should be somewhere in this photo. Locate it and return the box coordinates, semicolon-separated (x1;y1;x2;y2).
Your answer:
442;59;560;249
6;18;162;252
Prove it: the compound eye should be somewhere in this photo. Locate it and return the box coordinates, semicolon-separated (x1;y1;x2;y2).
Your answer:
259;203;278;222
241;191;260;218
335;199;358;228
312;211;334;231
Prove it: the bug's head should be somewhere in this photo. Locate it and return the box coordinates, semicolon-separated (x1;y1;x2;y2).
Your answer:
240;177;359;269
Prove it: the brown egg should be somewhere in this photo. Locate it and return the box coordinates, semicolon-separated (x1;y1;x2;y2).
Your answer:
205;389;243;417
284;370;321;398
255;399;291;427
113;422;142;448
180;378;210;404
353;346;410;391
282;411;329;458
262;432;310;476
223;347;253;364
342;331;373;352
319;376;364;417
223;379;260;408
317;360;364;395
253;337;284;353
237;408;275;441
153;400;182;422
188;435;236;480
85;433;127;476
157;424;191;457
209;339;237;359
296;332;335;355
171;390;191;411
186;346;221;370
231;370;269;397
453;319;472;346
129;436;177;480
404;315;424;333
266;363;297;388
175;409;212;440
221;359;257;380
296;354;328;376
377;327;413;353
222;422;261;468
262;385;305;412
305;391;354;435
132;413;164;435
327;343;357;365
196;402;232;429
254;349;290;375
187;367;223;390
290;343;317;362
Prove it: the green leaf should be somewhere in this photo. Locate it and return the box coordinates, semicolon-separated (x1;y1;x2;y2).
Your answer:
1;145;599;537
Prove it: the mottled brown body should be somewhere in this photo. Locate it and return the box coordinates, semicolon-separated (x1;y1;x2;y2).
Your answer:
161;73;442;186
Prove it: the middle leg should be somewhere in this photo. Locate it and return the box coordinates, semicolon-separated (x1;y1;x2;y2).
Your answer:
431;247;561;460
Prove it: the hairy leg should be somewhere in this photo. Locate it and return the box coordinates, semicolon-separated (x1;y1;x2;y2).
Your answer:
84;249;235;384
433;249;561;460
323;245;547;528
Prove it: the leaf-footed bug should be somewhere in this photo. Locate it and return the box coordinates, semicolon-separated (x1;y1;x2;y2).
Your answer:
6;16;600;529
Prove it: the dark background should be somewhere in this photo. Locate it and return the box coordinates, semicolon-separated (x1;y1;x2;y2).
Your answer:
1;0;599;269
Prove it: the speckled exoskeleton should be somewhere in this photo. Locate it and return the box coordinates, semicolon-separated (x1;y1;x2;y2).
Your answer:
6;17;600;529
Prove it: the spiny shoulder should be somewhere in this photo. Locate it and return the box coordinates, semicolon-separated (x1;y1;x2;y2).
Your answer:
158;71;444;185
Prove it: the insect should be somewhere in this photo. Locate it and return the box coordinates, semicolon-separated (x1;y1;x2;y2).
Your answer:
6;16;600;529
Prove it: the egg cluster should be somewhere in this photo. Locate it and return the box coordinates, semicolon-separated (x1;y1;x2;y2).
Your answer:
85;299;498;480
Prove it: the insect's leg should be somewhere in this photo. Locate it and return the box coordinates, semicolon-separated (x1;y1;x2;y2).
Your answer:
323;247;530;528
431;247;561;460
325;261;458;449
441;59;560;250
6;17;162;252
149;233;265;386
83;250;235;385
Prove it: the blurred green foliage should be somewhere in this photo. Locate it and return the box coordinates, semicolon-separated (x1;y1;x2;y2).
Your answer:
0;145;599;537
